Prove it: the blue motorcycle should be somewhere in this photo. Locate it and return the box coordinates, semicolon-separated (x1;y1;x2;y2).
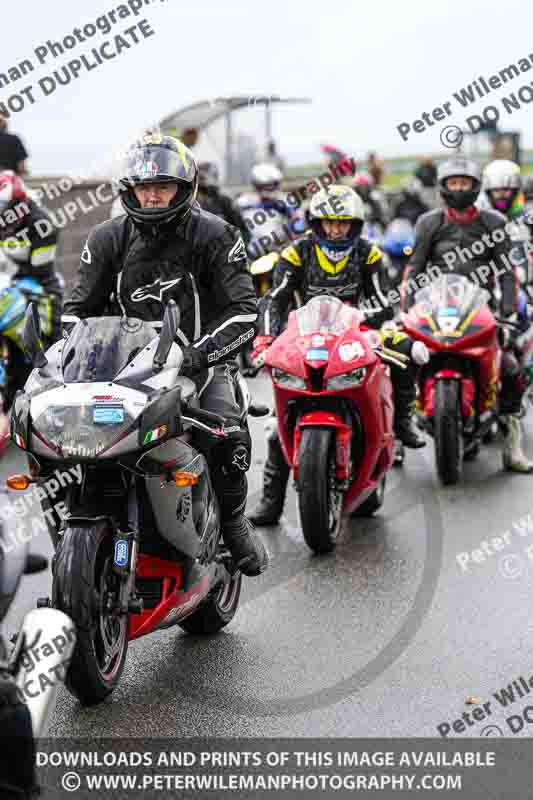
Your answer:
0;274;52;450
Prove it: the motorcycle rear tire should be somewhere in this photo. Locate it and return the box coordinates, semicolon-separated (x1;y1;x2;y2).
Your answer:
298;427;342;554
178;569;242;635
434;380;463;485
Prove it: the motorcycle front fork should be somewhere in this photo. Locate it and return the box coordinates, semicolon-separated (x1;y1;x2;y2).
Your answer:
111;486;143;615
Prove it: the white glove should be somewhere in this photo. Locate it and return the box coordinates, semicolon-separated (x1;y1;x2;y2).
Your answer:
411;341;430;365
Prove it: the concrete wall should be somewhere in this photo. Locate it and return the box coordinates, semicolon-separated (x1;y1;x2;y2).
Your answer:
26;179;116;289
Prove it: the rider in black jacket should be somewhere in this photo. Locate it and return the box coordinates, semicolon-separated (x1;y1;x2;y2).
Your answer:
248;185;428;526
64;133;268;576
402;156;532;473
197;161;250;242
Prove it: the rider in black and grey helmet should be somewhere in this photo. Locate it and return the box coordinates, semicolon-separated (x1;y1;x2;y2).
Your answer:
402;156;533;473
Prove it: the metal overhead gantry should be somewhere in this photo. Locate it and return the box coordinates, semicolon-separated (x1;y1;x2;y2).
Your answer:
158;95;311;184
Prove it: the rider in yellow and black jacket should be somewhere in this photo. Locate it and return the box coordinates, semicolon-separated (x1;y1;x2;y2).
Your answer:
249;185;428;526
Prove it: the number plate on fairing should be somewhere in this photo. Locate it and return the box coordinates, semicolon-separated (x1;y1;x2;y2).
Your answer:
306;348;329;361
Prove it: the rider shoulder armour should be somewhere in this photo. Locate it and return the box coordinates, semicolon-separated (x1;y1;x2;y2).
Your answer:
280;242;303;267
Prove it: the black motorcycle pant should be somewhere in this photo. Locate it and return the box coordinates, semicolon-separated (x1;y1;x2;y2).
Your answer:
193;361;252;523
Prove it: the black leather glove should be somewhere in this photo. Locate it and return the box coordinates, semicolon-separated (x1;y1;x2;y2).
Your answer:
180;346;207;378
364;305;394;329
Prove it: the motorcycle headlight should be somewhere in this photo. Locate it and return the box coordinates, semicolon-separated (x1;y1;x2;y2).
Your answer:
33;403;134;458
326;367;367;391
272;368;306;390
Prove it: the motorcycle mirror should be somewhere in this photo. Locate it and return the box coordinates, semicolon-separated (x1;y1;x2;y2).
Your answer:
153;300;181;371
22;302;48;369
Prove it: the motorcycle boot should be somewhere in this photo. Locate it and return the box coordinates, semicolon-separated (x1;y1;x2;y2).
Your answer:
248;428;290;526
383;330;426;449
500;414;533;473
217;472;269;576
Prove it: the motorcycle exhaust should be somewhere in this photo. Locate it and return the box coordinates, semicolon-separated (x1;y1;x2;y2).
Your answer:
11;608;76;737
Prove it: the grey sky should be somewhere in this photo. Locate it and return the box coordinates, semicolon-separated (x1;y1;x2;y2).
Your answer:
2;0;532;175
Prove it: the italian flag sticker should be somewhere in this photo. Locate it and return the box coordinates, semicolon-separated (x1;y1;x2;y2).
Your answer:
143;425;167;445
14;433;25;449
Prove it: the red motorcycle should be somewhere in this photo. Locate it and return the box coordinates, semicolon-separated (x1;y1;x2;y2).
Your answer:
402;274;501;485
264;296;399;554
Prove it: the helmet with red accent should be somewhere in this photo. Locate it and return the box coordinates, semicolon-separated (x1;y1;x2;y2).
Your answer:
0;170;28;213
352;171;374;203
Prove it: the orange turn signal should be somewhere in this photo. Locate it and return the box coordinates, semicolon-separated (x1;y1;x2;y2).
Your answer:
174;471;199;487
6;474;32;490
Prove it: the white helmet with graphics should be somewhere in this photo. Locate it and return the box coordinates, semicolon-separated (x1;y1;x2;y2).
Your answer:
483;159;521;214
308;185;365;250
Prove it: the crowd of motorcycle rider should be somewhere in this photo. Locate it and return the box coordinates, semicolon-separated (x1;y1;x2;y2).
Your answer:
1;147;533;524
2;133;533;796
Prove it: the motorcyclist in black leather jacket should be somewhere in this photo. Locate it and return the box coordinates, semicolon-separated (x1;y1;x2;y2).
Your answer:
64;133;269;575
197;161;250;242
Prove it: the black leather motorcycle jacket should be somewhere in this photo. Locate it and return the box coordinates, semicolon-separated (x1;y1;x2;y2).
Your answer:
64;204;257;368
404;206;518;314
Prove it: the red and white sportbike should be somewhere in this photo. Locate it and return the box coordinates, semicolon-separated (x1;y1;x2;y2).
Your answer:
264;296;402;554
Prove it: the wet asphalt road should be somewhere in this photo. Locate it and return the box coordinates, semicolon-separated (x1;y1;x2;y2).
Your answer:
4;370;533;739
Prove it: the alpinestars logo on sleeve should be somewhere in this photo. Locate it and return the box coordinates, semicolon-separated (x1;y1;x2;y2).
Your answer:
227;237;247;263
130;276;183;303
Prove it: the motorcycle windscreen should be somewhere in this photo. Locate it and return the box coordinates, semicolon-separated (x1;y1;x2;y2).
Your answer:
413;274;490;335
294;295;364;336
62;317;159;383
